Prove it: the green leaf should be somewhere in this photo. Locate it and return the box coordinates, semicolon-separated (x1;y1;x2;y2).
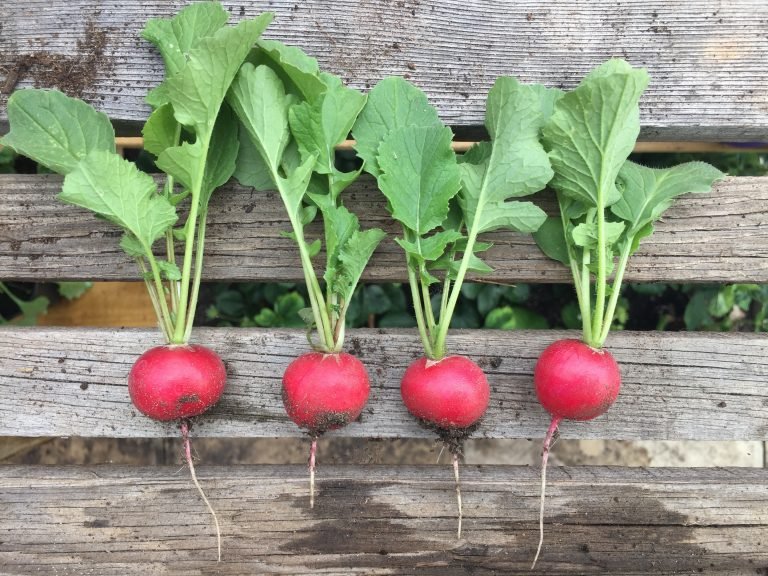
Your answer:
612;161;725;238
57;282;92;300
312;200;359;289
142;103;178;157
233;124;275;190
458;76;553;234
157;260;182;281
156;140;204;191
166;14;273;134
119;234;147;257
1;89;115;174
289;74;366;179
201;103;239;206
228;63;291;174
571;220;625;249
377;125;461;235
142;2;230;78
533;217;570;266
352;77;442;177
484;305;548;330
60;150;177;249
542;59;649;208
394;230;463;262
337;228;387;303
254;39;327;102
13;296;50;326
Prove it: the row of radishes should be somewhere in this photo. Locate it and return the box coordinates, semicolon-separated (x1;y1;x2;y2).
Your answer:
1;2;724;566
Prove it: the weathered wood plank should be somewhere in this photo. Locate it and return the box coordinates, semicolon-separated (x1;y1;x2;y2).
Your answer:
2;174;767;282
2;1;767;139
0;465;766;575
1;327;767;440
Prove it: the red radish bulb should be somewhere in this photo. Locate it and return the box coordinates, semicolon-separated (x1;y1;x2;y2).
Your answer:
128;343;227;561
401;355;490;429
128;344;227;421
282;351;370;433
534;339;620;421
282;351;371;508
400;354;490;538
531;339;621;569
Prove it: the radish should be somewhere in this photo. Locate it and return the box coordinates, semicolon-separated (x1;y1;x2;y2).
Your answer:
128;344;227;422
353;76;551;536
228;41;384;505
2;2;276;560
530;59;724;568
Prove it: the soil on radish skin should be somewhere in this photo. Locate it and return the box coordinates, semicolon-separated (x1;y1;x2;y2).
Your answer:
416;418;482;456
306;412;355;437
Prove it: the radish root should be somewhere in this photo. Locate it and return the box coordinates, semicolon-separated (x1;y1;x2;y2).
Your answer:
453;452;463;539
531;416;561;570
181;420;221;562
309;437;318;509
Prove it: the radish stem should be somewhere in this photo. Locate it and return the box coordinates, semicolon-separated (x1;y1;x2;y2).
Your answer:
532;416;561;570
181;420;221;562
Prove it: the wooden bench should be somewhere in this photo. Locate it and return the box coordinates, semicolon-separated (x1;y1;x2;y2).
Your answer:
2;1;767;573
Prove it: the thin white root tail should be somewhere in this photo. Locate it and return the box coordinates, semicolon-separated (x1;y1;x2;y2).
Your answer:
181;420;222;562
453;452;463;540
309;438;318;509
531;416;561;570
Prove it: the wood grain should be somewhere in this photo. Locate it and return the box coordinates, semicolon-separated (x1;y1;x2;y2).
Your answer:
2;174;767;282
0;465;766;575
2;1;767;139
2;327;767;440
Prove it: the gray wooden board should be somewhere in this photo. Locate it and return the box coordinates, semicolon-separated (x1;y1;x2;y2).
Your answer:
2;174;768;283
2;1;768;139
1;327;767;440
0;465;766;575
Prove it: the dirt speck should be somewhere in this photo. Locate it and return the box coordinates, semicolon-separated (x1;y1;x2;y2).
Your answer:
1;19;113;98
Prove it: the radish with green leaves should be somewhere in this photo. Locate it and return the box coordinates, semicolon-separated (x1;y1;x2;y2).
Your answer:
354;76;552;537
227;41;385;506
1;2;274;560
530;59;725;567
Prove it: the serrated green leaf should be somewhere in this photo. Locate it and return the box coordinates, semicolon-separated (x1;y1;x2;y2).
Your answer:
352;77;442;177
458;77;553;234
167;15;272;134
312;200;359;289
336;228;386;303
157;260;182;280
142;2;230;78
377;125;461;235
228;63;290;174
542;60;649;208
1;89;115;174
279;154;317;222
254;39;327;102
289;75;366;179
394;230;463;262
533;217;570;266
57;282;92;301
60;150;177;250
142;103;178;157
612;160;725;238
572;220;625;249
